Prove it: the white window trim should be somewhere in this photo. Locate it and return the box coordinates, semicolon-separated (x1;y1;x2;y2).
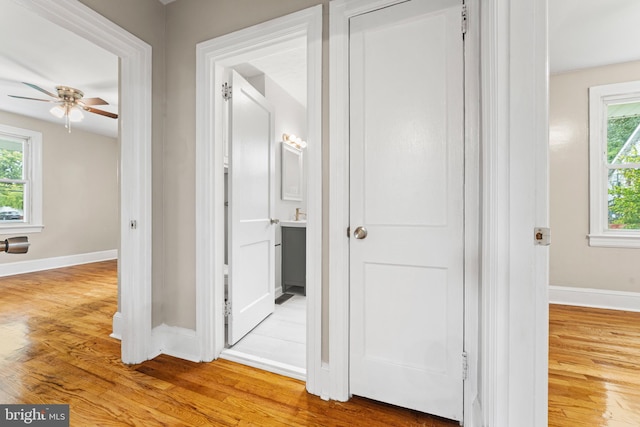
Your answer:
0;124;43;234
589;80;640;248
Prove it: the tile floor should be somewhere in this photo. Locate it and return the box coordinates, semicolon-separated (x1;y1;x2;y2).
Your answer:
229;294;306;370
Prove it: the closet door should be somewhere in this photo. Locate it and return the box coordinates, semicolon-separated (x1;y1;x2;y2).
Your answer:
349;0;465;421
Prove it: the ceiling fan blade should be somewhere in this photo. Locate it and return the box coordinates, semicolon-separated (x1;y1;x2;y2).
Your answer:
83;106;118;119
8;95;56;103
22;82;58;99
79;97;108;106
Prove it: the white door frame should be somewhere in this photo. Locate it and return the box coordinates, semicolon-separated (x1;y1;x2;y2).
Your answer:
16;0;153;364
17;0;154;364
330;0;549;426
195;6;323;393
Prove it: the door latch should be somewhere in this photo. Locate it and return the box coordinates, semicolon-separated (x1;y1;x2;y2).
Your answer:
534;227;550;246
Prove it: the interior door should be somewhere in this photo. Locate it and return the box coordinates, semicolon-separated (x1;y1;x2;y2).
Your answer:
349;0;465;421
228;70;276;345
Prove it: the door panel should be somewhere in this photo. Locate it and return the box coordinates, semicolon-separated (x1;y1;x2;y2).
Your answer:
228;70;276;345
349;0;464;421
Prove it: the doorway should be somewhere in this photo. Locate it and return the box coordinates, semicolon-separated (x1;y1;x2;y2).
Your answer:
195;6;323;390
12;0;153;365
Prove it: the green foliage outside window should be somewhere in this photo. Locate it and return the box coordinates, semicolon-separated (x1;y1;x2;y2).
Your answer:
0;147;24;211
609;149;640;230
607;115;640;163
608;115;640;230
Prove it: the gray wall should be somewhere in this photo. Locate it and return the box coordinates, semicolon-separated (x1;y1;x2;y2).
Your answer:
77;0;329;331
79;0;167;326
161;0;328;329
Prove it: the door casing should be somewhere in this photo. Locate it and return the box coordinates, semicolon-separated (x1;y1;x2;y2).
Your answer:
20;0;153;365
195;6;323;393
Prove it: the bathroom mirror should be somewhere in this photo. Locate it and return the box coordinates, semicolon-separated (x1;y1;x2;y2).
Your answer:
282;142;303;201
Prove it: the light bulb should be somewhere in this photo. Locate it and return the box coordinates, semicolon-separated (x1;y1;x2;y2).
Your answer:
50;105;65;118
68;107;84;122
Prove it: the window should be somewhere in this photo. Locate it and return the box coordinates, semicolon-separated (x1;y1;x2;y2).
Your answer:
589;81;640;248
0;124;43;233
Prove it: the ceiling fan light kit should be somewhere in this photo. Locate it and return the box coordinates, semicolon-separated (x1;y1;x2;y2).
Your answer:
8;82;118;133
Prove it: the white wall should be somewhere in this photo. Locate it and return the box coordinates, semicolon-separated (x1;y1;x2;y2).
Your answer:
265;75;307;222
550;61;640;293
0;110;118;263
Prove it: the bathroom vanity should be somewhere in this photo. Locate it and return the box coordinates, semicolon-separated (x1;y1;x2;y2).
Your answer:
280;221;306;295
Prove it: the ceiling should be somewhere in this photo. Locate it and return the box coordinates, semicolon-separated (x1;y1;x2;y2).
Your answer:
549;0;640;74
0;1;305;139
1;1;638;138
0;1;119;137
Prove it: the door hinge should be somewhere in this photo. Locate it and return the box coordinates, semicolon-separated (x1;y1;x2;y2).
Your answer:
461;4;468;35
347;226;351;238
222;82;232;101
224;300;231;317
462;351;468;381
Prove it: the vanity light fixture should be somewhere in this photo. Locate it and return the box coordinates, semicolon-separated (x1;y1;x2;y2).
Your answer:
282;133;307;149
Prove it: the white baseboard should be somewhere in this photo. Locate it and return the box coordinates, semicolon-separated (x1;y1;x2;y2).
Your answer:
151;324;201;363
111;311;123;340
220;348;306;381
549;285;640;312
0;249;118;277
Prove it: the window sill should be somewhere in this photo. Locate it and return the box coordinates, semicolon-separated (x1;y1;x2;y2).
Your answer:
0;224;44;235
588;233;640;249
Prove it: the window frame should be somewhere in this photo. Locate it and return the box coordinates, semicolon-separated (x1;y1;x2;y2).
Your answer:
589;81;640;248
0;124;43;234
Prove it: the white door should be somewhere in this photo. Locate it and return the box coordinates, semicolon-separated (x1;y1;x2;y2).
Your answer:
228;70;276;345
349;0;465;421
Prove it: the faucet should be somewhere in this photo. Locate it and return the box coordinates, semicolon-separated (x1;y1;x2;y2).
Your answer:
295;208;307;221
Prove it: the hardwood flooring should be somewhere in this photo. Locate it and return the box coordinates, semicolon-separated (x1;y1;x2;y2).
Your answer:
548;304;640;426
4;261;640;426
0;261;456;426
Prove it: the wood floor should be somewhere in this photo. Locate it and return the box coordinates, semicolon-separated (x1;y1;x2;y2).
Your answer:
549;304;640;426
3;261;640;426
0;261;456;426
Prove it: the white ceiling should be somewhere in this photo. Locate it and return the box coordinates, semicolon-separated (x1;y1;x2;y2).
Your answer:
549;0;640;74
1;0;638;138
0;1;119;137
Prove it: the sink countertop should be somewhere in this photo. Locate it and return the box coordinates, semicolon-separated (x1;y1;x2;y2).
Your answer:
280;220;307;228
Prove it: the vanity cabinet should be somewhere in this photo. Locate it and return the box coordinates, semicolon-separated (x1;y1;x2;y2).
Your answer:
281;225;306;295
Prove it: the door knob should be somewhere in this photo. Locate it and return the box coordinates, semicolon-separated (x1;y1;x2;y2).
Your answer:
353;226;367;239
270;218;280;225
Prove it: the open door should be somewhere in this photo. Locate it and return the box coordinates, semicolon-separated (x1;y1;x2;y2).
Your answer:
227;70;276;345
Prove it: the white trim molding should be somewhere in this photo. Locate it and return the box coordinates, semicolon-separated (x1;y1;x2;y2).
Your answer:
220;349;306;381
550;285;640;312
588;80;640;248
195;5;323;394
151;324;201;363
16;0;154;365
480;0;549;426
0;124;43;234
0;249;117;277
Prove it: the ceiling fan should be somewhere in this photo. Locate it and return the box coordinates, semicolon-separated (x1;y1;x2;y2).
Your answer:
9;82;118;132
